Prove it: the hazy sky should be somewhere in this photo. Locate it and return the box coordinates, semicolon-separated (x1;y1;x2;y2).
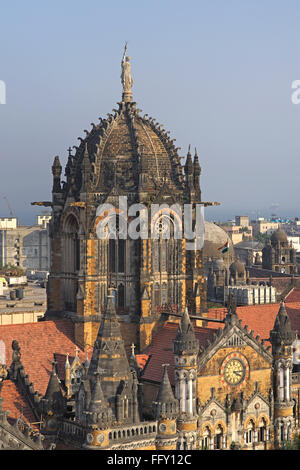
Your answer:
1;0;300;224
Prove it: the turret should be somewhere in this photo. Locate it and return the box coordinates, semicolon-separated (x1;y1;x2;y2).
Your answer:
43;361;66;435
270;301;296;447
173;306;199;450
153;364;179;450
83;373;113;449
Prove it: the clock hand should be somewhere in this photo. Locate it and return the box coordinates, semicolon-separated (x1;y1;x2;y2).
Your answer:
233;370;242;376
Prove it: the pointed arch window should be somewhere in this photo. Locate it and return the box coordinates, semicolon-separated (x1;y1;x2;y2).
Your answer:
118;284;125;308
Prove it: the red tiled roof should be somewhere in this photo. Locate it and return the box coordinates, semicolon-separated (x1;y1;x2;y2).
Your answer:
0;319;93;422
1;380;37;427
285;288;300;303
142;322;217;386
142;302;300;385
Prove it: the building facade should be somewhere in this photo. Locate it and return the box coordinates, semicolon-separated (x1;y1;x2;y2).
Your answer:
43;51;210;353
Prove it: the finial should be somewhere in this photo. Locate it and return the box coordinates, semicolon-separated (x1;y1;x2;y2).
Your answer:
130;343;136;356
65;353;70;369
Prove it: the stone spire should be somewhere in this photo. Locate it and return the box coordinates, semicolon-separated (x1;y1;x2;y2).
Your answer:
193;148;201;194
185;145;194;190
81;142;91;192
270;300;296;354
44;361;65;416
173;306;198;355
88;289;133;418
153;364;179;420
87;373;112;428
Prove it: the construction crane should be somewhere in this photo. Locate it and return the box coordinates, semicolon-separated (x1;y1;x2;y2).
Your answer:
3;196;15;218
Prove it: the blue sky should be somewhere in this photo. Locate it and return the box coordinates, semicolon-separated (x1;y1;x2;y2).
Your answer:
1;0;300;223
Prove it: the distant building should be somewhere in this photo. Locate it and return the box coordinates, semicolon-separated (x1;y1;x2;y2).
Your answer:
235;215;249;227
0;218;17;230
234;240;264;266
220;223;252;245
262;228;297;274
0;216;51;270
287;236;300;253
251;219;279;237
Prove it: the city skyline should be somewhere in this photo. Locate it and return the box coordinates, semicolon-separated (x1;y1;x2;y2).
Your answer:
1;0;300;224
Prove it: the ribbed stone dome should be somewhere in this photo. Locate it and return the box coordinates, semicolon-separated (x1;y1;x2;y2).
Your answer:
68;100;185;198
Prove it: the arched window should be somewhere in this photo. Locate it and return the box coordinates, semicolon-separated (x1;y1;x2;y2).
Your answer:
258;418;267;442
245;420;255;444
214;424;224;450
118;284;125;308
202;426;211;450
109;236;126;275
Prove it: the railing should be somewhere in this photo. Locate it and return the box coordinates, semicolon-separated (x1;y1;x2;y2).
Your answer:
59;419;86;443
108;421;158;444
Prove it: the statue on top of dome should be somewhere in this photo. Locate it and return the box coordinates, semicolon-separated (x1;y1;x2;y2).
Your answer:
121;42;134;96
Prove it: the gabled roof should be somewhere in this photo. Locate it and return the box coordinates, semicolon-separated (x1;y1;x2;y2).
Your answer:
142;302;300;385
207;302;300;345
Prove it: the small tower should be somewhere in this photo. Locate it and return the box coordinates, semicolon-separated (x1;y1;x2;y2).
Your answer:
153;364;179;451
173;306;199;450
88;289;141;425
83;373;113;449
43;361;66;435
262;228;297;274
270;301;296;447
229;258;246;286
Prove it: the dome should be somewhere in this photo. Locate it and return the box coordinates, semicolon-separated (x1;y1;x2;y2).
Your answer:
229;259;245;274
271;228;287;244
64;100;185;200
203;222;234;263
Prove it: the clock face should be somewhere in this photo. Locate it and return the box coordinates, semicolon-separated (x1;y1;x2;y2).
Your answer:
223;359;245;385
220;353;249;388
